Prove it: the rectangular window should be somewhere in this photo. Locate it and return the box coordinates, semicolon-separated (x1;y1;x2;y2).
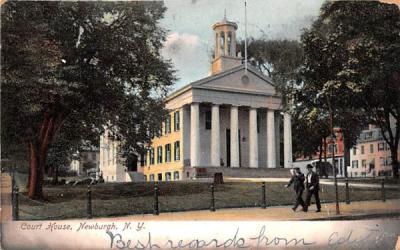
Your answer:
157;173;162;181
352;160;358;168
352;148;356;155
150;174;154;181
165;144;171;163
174;171;180;180
174;111;180;131
329;144;338;154
157;125;163;137
362;159;366;168
378;142;385;151
157;146;163;164
165;172;172;181
165;115;171;134
387;157;392;165
140;153;147;167
205;111;212;130
361;145;364;154
370;144;374;153
380;157;385;166
174;141;180;161
149;148;155;165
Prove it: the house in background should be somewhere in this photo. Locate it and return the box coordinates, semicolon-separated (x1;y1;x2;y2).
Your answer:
98;130;144;182
349;124;399;177
70;147;100;176
293;127;345;177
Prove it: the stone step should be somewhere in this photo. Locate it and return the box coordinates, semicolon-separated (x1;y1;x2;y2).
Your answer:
194;167;292;178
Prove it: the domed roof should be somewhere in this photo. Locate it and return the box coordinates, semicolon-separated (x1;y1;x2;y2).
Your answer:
212;15;238;30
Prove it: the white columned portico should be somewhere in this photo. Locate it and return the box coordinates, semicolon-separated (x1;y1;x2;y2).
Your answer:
211;104;220;166
283;113;293;168
267;109;276;168
230;105;240;167
249;108;258;168
190;103;200;167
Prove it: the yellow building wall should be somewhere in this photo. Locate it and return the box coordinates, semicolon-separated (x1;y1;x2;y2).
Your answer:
142;108;184;181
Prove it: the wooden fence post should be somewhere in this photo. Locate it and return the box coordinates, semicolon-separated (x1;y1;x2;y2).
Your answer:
86;185;92;219
12;186;19;221
261;182;267;209
210;184;216;212
345;178;350;204
153;184;159;215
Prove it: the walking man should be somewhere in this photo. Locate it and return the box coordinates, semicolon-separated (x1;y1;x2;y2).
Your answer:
305;164;321;212
285;167;306;212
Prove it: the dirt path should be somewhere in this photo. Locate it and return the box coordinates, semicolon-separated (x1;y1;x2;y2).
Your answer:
1;173;12;222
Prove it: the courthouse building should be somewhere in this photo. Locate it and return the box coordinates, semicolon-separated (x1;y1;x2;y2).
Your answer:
100;17;293;182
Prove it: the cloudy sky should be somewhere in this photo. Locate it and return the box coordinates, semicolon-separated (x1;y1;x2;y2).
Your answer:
159;0;325;90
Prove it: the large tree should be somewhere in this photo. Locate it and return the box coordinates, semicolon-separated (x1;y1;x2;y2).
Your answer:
1;1;175;199
238;39;303;101
300;1;400;177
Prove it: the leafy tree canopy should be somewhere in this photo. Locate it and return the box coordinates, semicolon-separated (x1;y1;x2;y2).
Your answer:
1;1;175;198
300;1;400;177
237;39;303;100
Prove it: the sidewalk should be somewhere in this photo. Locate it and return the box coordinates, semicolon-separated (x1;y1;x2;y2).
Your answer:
226;177;400;189
92;199;400;221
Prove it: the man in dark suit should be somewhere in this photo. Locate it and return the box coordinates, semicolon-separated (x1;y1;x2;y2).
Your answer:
305;164;321;212
285;167;306;212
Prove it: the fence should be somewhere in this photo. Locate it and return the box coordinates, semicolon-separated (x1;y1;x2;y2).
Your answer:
12;177;398;220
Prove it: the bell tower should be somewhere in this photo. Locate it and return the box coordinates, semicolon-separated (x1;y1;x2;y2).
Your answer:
211;15;242;75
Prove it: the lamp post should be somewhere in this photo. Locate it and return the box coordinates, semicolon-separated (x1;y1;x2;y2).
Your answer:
327;94;340;215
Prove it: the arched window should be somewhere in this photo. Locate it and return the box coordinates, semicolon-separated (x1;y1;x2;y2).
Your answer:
220;31;225;55
227;31;232;55
215;32;219;58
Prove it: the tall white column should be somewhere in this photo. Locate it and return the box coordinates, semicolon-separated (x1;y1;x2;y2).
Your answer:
211;104;220;167
190;103;200;167
230;105;240;167
267;109;276;168
283;113;293;168
249;108;258;168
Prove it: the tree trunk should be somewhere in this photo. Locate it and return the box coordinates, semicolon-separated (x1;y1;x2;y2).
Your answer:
391;148;399;179
323;137;327;162
318;140;323;163
54;165;59;184
28;141;41;199
27;114;58;199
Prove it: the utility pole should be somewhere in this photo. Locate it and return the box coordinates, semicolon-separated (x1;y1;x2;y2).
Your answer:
327;94;340;215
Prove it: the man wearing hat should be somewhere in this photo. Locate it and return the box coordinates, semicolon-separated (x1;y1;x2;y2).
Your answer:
285;167;306;212
305;164;321;212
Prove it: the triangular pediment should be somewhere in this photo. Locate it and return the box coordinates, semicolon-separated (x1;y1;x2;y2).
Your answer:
192;65;277;95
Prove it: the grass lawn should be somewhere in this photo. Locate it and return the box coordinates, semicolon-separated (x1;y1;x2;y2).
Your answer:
16;179;400;220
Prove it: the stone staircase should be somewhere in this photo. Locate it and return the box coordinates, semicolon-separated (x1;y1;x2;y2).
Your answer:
194;167;291;178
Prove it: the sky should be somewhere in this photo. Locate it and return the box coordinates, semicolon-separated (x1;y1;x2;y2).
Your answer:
159;0;325;90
